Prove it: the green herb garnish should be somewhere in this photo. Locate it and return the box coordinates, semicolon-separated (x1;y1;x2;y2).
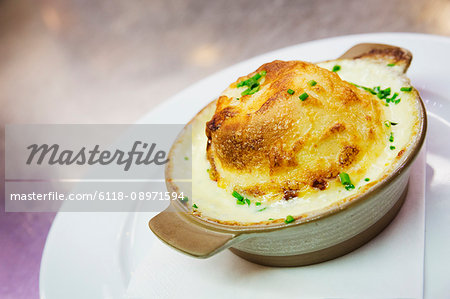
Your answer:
232;191;244;201
257;207;267;212
339;172;355;191
233;191;251;206
374;86;391;99
351;83;401;105
390;146;396;150
179;196;189;203
389;132;394;142
332;65;341;72
255;202;261;206
364;178;370;182
184;156;189;161
237;71;266;96
400;87;412;92
384;121;398;128
285;215;295;224
308;80;317;86
287;89;295;95
268;218;274;220
299;92;309;101
387;63;396;67
350;83;376;94
385;92;401;104
192;204;198;209
237;73;259;88
241;85;260;96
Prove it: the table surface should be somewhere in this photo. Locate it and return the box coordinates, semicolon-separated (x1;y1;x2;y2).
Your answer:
1;0;449;298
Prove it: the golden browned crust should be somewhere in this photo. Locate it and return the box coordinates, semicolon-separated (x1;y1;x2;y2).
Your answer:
205;60;386;200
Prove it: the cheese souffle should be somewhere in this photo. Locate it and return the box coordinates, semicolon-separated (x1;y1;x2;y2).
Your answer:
170;55;421;225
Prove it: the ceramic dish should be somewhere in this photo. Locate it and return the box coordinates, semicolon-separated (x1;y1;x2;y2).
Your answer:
149;43;427;266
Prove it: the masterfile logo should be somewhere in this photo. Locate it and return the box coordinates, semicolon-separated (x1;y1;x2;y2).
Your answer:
4;124;191;212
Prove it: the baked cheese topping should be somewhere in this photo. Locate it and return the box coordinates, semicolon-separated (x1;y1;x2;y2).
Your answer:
182;58;420;224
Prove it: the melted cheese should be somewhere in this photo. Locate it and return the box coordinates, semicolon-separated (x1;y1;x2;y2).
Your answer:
182;59;420;224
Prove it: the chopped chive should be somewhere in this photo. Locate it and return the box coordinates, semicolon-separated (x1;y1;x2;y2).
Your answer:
377;87;391;99
385;121;398;127
400;87;412;92
184;156;189;161
236;98;240;101
284;215;295;224
390;146;396;150
207;168;210;173
241;85;260;96
253;73;262;81
353;83;377;95
287;89;295;95
233;190;251;206
236;80;247;88
268;218;274;220
236;71;266;96
232;191;244;201
257;207;267;212
387;92;399;103
386;92;399;104
332;65;341;72
299;92;309;101
339;172;351;185
308;80;317;86
237;73;262;87
389;132;394;142
179;196;189;203
339;172;355;190
364;178;370;182
351;83;402;105
387;63;396;67
255;202;261;206
192;204;198;209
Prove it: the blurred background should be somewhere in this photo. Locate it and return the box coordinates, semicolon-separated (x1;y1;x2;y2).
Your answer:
1;0;449;298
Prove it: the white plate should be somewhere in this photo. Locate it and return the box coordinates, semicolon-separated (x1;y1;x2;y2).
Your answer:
40;33;450;299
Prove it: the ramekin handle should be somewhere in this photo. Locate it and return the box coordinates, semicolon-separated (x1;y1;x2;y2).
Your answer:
149;207;241;258
338;43;413;73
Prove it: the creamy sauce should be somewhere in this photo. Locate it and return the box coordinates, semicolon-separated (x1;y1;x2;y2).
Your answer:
180;59;420;224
